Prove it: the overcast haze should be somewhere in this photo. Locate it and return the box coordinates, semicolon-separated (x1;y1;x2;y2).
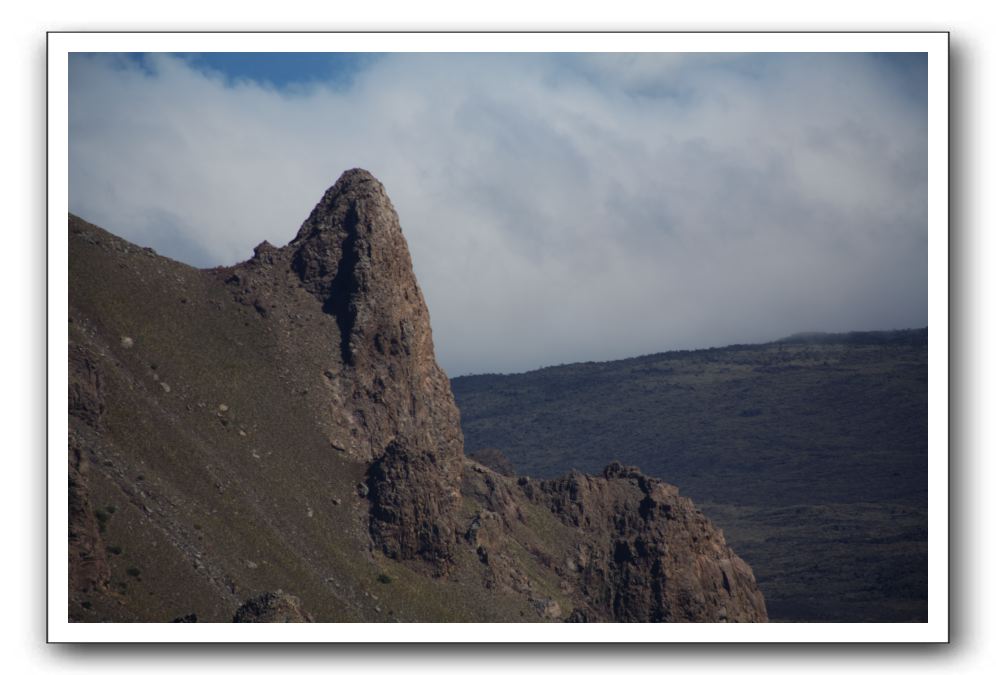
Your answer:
68;53;928;376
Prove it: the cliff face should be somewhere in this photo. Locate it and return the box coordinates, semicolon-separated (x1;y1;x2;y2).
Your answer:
534;463;766;622
219;169;463;566
67;169;766;623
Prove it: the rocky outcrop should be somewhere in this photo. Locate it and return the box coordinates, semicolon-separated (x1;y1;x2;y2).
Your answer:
232;591;313;623
460;458;767;622
220;169;464;566
532;462;767;622
69;342;105;427
289;169;462;465
290;170;464;565
68;441;110;596
367;439;460;568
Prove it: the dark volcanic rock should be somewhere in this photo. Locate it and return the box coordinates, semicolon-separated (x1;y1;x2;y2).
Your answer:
69;343;105;428
68;441;110;597
233;591;313;623
221;169;464;565
536;462;767;622
367;440;460;568
289;170;464;565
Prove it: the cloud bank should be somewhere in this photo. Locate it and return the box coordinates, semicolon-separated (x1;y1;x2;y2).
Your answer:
69;53;927;376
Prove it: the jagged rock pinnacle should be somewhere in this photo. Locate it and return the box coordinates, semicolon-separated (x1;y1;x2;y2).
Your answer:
289;169;465;565
290;168;422;369
293;168;386;243
217;169;466;566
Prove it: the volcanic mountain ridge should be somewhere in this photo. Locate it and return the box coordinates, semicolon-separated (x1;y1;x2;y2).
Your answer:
68;168;767;623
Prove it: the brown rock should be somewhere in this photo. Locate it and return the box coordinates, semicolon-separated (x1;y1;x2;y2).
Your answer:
68;440;110;597
535;462;767;622
219;169;465;566
69;343;105;428
232;591;313;623
367;439;461;568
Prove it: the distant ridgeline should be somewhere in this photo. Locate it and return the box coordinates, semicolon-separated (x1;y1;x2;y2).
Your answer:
775;328;927;347
452;329;929;623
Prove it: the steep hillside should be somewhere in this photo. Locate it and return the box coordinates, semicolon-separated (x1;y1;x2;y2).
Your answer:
452;332;928;622
67;169;767;623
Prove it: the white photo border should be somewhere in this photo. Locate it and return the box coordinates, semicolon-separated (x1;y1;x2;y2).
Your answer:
47;31;949;643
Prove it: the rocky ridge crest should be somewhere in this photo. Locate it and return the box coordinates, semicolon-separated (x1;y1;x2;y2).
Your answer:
67;169;767;623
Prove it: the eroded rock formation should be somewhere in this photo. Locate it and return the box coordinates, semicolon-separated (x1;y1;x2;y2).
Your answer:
218;169;464;565
67;169;767;623
535;463;766;622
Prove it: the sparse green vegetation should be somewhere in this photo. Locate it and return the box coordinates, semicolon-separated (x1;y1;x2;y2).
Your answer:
106;544;122;555
126;567;142;578
377;573;393;584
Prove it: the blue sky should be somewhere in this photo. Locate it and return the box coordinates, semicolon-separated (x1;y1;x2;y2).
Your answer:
68;52;928;376
124;52;382;89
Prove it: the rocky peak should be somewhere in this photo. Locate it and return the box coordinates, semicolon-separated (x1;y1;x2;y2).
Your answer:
290;169;425;367
293;168;383;241
216;169;465;567
289;169;464;566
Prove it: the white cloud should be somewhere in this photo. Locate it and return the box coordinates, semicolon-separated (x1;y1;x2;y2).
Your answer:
69;53;928;376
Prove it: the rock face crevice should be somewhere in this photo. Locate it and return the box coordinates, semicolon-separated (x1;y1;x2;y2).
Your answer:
322;205;361;364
